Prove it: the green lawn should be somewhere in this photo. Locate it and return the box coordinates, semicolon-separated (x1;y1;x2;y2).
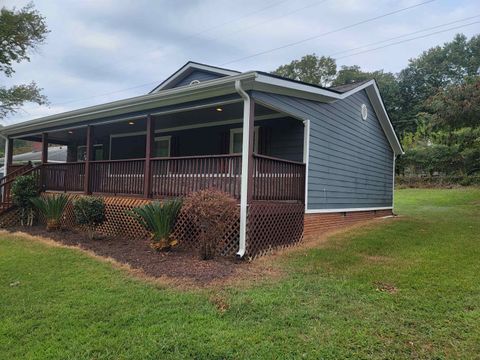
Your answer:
1;188;479;359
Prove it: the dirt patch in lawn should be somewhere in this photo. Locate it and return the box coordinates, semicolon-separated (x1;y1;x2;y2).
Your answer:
4;226;281;289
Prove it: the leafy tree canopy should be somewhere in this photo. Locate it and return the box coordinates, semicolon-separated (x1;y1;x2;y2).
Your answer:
272;54;337;87
0;3;49;120
425;76;480;131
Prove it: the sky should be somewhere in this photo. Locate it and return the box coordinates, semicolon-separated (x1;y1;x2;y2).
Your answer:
2;0;479;125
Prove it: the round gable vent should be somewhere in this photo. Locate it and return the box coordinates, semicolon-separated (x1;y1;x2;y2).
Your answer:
189;79;201;85
361;104;368;120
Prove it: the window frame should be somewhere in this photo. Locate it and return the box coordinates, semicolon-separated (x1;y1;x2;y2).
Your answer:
229;127;259;154
153;135;172;158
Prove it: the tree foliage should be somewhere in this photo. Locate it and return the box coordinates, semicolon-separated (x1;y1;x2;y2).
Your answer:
425;76;480;130
0;3;49;119
272;54;337;86
273;34;480;180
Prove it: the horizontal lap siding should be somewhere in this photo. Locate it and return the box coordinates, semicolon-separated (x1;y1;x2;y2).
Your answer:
173;70;226;88
251;91;393;211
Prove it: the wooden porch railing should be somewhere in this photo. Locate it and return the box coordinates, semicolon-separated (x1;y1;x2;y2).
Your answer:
90;159;145;195
43;163;85;192
252;154;306;202
7;154;305;203
0;162;33;187
0;165;42;211
150;154;242;198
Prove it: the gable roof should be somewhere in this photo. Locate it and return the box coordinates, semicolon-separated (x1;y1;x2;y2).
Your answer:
328;79;371;93
149;61;240;92
2;62;403;155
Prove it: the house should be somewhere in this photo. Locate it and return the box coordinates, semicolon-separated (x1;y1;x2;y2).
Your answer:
0;145;67;177
0;61;403;258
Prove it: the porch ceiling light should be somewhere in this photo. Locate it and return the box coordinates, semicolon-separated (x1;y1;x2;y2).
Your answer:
68;130;73;134
215;107;223;112
128;121;135;125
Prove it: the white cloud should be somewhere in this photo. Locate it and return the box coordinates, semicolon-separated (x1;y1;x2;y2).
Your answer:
3;0;479;124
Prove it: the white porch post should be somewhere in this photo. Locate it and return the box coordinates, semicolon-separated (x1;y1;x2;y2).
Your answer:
3;137;10;176
235;80;254;258
303;119;310;211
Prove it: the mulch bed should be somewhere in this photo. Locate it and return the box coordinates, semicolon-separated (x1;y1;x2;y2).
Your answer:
7;226;247;285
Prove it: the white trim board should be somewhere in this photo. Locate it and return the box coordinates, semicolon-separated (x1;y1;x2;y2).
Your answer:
305;206;393;214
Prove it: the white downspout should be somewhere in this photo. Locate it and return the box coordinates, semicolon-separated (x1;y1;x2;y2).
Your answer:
1;134;9;177
1;134;9;203
392;152;396;213
303;119;310;212
235;80;252;259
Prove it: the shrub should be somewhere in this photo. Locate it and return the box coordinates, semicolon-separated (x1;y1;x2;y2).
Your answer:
11;174;39;226
30;194;69;231
128;199;182;251
182;189;238;260
73;196;106;239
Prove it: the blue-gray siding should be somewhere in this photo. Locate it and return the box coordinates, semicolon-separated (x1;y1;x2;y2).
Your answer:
252;90;394;210
173;70;226;88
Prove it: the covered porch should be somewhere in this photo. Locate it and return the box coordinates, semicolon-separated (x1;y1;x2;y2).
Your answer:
5;97;307;203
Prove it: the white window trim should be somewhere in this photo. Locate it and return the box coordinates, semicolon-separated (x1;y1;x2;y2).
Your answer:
154;135;171;157
229;126;259;154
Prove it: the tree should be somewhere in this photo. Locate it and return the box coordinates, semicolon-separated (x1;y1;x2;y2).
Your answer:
396;34;480;134
272;54;337;86
425;76;480;131
0;3;49;120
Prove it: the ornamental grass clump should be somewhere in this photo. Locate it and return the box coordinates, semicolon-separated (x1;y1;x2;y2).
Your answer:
182;189;238;260
73;196;106;239
30;194;69;231
128;199;182;251
11;174;39;226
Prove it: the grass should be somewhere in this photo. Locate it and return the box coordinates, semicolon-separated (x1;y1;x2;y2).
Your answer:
1;188;480;359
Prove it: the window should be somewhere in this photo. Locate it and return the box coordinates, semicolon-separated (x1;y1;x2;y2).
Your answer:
77;144;103;161
229;127;259;154
154;136;171;157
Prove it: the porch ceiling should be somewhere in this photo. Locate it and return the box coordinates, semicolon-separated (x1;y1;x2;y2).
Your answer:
18;102;279;144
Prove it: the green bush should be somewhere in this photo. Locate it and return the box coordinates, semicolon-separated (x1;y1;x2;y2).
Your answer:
73;196;106;239
128;199;182;251
11;175;39;226
30;194;69;231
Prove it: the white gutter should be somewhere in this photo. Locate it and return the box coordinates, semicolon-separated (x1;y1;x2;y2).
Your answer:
234;79;253;259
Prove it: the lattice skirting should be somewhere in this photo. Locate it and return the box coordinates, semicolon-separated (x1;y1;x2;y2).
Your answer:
171;207;240;257
0;193;241;256
246;201;305;258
